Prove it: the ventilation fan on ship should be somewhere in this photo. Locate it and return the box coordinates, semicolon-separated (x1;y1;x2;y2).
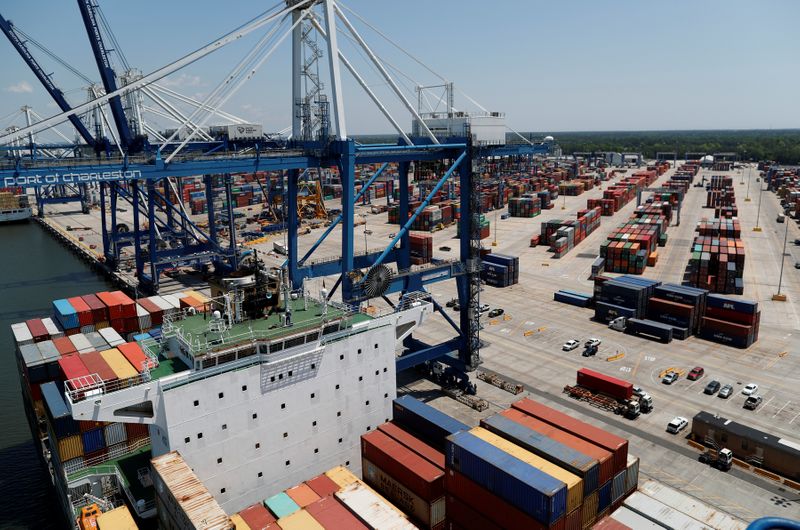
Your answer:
363;264;392;299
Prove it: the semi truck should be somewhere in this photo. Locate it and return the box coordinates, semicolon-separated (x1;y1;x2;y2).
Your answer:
564;368;653;419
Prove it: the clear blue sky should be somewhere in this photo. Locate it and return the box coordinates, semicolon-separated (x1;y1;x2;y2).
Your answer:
1;0;798;138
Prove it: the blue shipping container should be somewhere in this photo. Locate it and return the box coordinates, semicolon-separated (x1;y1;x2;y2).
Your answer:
52;299;79;330
698;328;751;349
555;292;591;308
598;480;613;512
264;491;300;518
653;284;707;307
611;469;627;502
706;294;758;315
41;381;79;438
447;431;567;525
393;396;468;450
625;318;673;343
594;302;637;322
82;427;106;454
481;414;600;495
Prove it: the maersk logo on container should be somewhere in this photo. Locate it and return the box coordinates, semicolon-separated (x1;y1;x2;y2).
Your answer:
3;169;142;188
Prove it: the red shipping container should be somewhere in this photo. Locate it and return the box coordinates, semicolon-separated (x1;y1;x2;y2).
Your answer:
361;430;444;501
701;316;752;338
117;342;156;373
122;317;140;334
67;297;94;327
110;319;126;335
648;297;693;318
305;496;369;530
81;294;108;322
58;354;91;387
137;298;164;326
125;422;149;441
704;306;757;326
576;368;633;401
565;507;581;530
79;420;105;433
29;382;42;402
53;336;78;356
501;408;614;485
445;470;546;530
378;422;445;469
305;474;340;498
285;483;321;508
239;503;277;530
111;291;137;318
79;351;117;383
512;398;628;474
26;319;49;342
445;493;502;530
96;292;124;320
592;516;632;530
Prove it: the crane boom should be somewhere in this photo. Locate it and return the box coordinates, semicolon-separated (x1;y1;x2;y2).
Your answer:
0;12;96;146
76;0;133;151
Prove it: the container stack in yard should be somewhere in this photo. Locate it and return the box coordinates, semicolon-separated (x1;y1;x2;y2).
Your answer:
539;206;602;258
508;195;542;217
481;253;519;287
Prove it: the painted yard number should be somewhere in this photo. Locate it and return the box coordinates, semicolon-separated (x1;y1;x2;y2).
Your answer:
645;356;656;362
619;366;632;373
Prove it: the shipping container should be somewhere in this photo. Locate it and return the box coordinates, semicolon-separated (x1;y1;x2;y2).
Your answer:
582;490;599;528
85;331;111;352
611;470;627;503
378;421;445;469
138;297;164;326
53;336;78;355
100;348;138;380
576;368;633;401
446;431;566;525
335;481;417;529
26;318;50;342
117;342;156;373
79;351;118;382
58;354;91;389
592;515;632;530
325;466;360;489
393;396;468;450
230;514;251;530
276;509;324;530
239;503;276;530
41;317;63;339
69;333;93;353
444;470;545;530
470;427;582;514
104;422;128;446
607;507;661;529
12;322;34;346
480;413;599;495
52;300;79;330
512;398;629;473
67;296;94;328
362;430;444;501
285;484;320;508
98;327;126;347
598;481;612;513
305;474;340;498
363;457;445;529
625;455;639;494
57;434;84;462
42;381;79;438
18;343;46;383
624;318;673;343
264;492;299;519
636;480;746;529
82;427;106;454
623;491;719;529
305;496;369;530
444;493;502;530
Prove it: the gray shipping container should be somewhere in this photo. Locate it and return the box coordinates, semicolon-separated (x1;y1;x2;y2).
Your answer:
623;491;715;529
637;480;746;530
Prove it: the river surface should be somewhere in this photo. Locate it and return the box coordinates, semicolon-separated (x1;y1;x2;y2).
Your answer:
0;221;111;529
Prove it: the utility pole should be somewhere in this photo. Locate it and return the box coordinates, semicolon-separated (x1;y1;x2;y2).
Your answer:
745;164;752;202
773;219;789;301
753;177;764;232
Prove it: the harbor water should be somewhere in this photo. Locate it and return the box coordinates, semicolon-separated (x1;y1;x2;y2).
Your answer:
0;221;111;529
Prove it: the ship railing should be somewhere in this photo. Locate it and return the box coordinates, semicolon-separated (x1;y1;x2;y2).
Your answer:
66;438;152;482
66;371;153;404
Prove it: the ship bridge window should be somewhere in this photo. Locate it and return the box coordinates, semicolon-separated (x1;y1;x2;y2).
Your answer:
285;335;304;349
306;331;319;342
270;341;283;353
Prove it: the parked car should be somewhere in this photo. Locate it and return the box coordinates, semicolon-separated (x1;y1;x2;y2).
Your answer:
563;339;580;351
667;416;688;434
742;383;759;395
585;338;602;348
718;384;733;399
445;298;456;308
582;344;598;357
704;380;721;395
662;371;679;385
687;366;705;380
479;304;490;313
744;395;763;410
488;308;504;318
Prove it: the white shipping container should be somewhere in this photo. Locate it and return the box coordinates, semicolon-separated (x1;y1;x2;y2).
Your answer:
637;480;746;530
625;455;639;494
609;506;663;529
12;322;34;346
160;294;182;312
85;332;111;352
98;327;125;347
36;340;61;362
623;491;714;529
362;458;445;528
104;422;128;446
149;295;174;314
227;123;263;140
335;482;416;530
69;334;93;353
136;304;152;330
41;318;63;339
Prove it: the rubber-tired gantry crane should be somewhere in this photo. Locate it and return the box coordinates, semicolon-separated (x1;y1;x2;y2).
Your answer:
0;0;552;373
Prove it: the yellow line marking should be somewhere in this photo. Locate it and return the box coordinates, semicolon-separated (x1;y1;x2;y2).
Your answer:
489;319;499;326
631;352;644;377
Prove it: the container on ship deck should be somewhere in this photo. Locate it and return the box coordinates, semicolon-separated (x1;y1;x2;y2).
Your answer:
99;348;138;380
393;395;469;450
305;474;340;498
67;296;94;327
42;381;79;438
264;491;299;519
239;503;276;529
377;421;445;469
52;300;79;331
445;493;502;530
334;481;416;529
285;484;320;508
117;342;155;373
26;318;50;342
276;509;324;530
79;351;118;383
305;496;369;530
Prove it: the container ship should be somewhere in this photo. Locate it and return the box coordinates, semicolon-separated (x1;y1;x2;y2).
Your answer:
0;189;32;222
12;259;432;528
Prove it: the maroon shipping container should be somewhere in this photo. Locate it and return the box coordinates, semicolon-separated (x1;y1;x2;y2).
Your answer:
125;422;149;441
445;470;547;530
79;351;118;382
305;474;340;498
67;296;94;327
96;292;124;320
512;398;628;474
111;290;137;318
26;319;49;342
239;503;277;529
305;496;369;530
704;306;757;326
648;297;694;317
501;408;614;485
592;516;632;530
576;368;633;401
378;421;445;469
361;430;444;501
137;297;164;326
701;316;752;338
81;294;108;322
445;493;502;530
122;317;140;334
110;319;126;335
565;508;581;530
53;336;78;356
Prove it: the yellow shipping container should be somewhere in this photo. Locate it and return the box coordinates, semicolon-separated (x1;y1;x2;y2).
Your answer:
97;506;138;530
470;427;584;514
58;434;84;461
184;289;210;304
582;490;599;528
277;510;324;530
230;514;251;530
325;466;359;488
100;348;138;379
